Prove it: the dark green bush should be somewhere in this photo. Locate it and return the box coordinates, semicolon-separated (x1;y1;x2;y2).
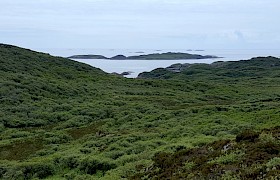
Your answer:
54;155;80;169
21;162;55;179
78;157;116;175
236;130;259;142
0;162;55;179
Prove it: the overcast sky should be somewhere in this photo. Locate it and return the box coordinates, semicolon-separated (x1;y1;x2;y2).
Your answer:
0;0;279;49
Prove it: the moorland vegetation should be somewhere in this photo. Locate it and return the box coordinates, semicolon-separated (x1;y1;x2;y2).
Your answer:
0;44;279;179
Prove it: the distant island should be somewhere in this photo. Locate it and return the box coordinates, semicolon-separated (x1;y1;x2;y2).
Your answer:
68;52;220;60
67;54;108;59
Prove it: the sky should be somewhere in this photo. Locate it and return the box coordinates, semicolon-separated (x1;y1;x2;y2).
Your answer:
0;0;280;49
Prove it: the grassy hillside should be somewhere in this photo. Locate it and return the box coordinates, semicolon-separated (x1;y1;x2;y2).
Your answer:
0;44;280;179
138;56;280;81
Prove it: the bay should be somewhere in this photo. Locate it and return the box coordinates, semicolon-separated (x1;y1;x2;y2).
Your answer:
36;48;280;78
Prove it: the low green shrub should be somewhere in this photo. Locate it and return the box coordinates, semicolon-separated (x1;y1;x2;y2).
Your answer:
183;161;195;171
259;133;276;144
208;150;245;165
21;162;55;179
54;155;80;169
1;162;55;180
105;150;125;160
44;132;72;144
266;157;280;170
78;157;116;175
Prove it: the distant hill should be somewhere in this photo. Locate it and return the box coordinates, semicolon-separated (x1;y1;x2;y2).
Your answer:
68;52;219;60
67;54;108;59
138;56;280;80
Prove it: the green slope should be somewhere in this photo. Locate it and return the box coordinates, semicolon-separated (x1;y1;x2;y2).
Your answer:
0;44;280;179
138;56;280;80
0;44;107;128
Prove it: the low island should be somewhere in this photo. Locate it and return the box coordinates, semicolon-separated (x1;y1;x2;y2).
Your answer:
68;52;220;60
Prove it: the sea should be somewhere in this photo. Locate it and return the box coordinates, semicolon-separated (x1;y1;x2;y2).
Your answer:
36;48;280;78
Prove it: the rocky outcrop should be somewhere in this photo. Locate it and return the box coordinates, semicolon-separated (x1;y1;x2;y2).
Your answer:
166;63;192;72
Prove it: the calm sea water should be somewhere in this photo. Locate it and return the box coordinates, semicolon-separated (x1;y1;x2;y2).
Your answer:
36;48;280;78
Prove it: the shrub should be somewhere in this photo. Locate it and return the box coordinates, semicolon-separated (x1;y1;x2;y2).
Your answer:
78;157;116;175
259;133;276;144
10;131;31;138
208;150;245;165
236;130;259;142
0;123;5;133
44;132;72;144
0;162;55;179
183;161;195;171
105;150;125;160
221;171;240;180
1;169;24;180
54;155;80;169
80;148;92;154
116;154;140;166
21;162;55;179
266;157;280;170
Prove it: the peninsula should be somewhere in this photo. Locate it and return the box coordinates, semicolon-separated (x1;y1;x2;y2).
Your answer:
68;52;220;60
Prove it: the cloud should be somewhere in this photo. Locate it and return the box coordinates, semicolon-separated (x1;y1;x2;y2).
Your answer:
0;0;279;49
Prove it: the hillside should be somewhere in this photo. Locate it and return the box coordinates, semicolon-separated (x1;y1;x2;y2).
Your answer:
138;56;280;80
0;44;280;179
69;52;219;60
